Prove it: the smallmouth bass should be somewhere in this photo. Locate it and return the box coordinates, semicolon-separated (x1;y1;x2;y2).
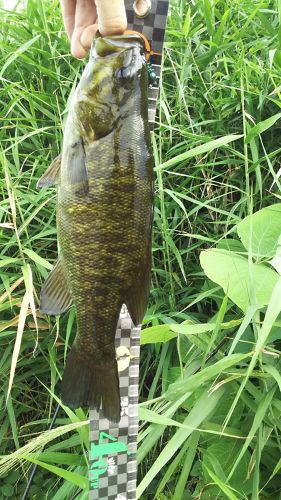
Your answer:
37;34;153;423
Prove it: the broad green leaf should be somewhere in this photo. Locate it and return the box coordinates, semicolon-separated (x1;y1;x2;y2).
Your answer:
141;319;242;346
6;397;19;450
23;248;53;270
165;189;188;218
213;9;230;45
22;263;38;347
0;34;41;77
200;249;279;310
156;135;243;171
245;113;281;143
166;234;187;282
204;466;239;500
182;5;191;36
202;439;252;496
217;238;246;253
141;324;176;344
203;0;214;36
0;258;21;269
171;323;214;335
228;306;258;355
140;408;244;439
36;451;84;466
48;435;82;453
6;290;29;401
170;319;241;335
270;247;281;274
165;353;249;400
139;408;184;428
237;204;281;258
4;126;53;154
21;455;89;490
262;364;281;392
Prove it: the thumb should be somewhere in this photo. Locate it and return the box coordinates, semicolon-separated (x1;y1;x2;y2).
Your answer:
95;0;127;36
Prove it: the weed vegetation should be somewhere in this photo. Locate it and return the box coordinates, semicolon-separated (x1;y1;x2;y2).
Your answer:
1;0;281;498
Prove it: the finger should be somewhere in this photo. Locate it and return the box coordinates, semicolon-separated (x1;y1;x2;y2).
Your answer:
95;0;127;36
60;0;76;39
80;24;98;51
71;0;97;59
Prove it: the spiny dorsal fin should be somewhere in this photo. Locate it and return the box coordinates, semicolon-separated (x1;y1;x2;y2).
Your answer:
37;154;62;188
40;256;72;315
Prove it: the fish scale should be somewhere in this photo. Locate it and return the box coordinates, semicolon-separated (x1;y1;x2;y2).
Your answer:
38;34;153;422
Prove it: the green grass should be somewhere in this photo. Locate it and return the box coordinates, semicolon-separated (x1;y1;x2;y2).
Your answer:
1;0;281;498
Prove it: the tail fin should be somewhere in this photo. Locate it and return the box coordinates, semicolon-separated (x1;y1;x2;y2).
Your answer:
60;346;121;423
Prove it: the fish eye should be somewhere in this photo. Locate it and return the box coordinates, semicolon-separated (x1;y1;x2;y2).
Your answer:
116;67;132;81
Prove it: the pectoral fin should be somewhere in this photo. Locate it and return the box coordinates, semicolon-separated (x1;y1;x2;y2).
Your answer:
67;139;89;195
40;257;72;315
37;154;62;188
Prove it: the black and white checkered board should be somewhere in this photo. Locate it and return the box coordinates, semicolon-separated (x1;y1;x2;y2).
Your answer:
89;1;169;498
125;0;169;127
89;307;140;499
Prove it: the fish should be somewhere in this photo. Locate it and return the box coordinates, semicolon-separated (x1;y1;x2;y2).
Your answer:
37;33;153;423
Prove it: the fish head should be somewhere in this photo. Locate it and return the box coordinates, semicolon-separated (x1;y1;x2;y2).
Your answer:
76;34;147;140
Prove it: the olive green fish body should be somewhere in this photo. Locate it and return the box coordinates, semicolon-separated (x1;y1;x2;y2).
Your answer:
58;114;152;355
39;35;153;421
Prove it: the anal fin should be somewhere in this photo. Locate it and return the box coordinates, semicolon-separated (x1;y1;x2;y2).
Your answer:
37;154;62;188
125;251;152;326
40;256;72;315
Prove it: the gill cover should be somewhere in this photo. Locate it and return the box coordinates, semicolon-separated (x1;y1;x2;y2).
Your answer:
76;34;147;139
63;34;147;196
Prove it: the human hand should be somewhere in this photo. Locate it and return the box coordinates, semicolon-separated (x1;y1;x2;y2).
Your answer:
60;0;127;59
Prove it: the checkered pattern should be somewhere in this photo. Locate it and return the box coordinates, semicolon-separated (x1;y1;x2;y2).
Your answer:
125;0;169;54
89;307;140;499
125;0;169;127
89;1;169;498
